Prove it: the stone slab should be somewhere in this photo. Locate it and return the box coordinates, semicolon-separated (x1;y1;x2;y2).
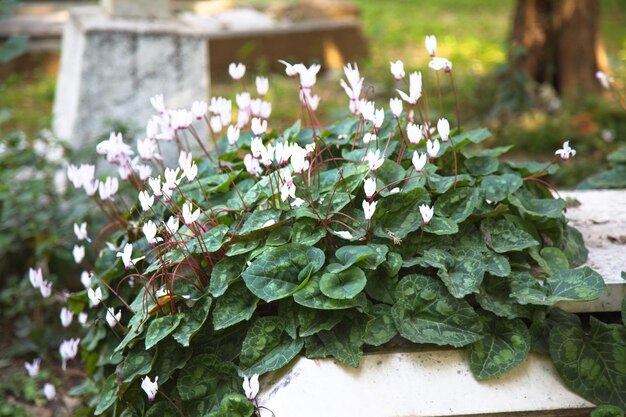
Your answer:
557;190;626;313
101;0;171;19
258;350;593;417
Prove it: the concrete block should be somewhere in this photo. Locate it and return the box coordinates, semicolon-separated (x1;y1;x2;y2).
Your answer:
101;0;172;19
53;6;209;147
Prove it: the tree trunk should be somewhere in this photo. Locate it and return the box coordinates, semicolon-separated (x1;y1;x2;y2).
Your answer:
511;0;608;101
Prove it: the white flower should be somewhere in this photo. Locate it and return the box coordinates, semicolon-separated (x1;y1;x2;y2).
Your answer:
191;100;207;120
80;271;92;288
67;164;96;189
163;167;181;191
73;222;90;241
166;216;180;234
290;145;310;174
229;62;246;80
595;71;613;89
278;59;300;77
78;312;88;326
172;108;193;130
426;139;440;158
88;287;102;307
397;72;422;104
412;151;428;172
292;197;306;207
179;151;198;183
251;118;267;136
60;307;73;328
419;204;434;224
390;98;403;118
236;92;251;109
262;219;276;228
116;243;145;269
366;149;385;172
59;338;80;371
336;230;353;240
105;307;121;328
243;374;259;402
390;60;405;80
429;57;452;72
363;132;376;144
260;144;274;167
280;170;296;202
72;245;85;264
143;220;162;245
137;138;161;161
373;108;385;129
555;140;576;160
256;76;269;96
210;115;223;134
274;141;291;166
98;177;119;201
364;177;376;199
437;118;450;142
29;267;43;289
148;177;162;197
406;122;423;145
244;154;262;176
362;200;377;221
40;280;52;298
24;358;41;377
425;35;437;57
138;191;154;212
43;383;56;401
250;137;265;158
227;125;240;146
182;202;200;225
142;376;159;401
83;179;99;197
297;63;321;89
150;93;165;113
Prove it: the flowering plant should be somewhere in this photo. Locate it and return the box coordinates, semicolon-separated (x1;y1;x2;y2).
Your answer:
26;37;625;415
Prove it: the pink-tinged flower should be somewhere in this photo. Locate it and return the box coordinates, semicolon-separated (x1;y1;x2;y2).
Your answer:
429;57;452;72
280;174;296;203
67;164;95;189
425;35;437;57
72;245;85;264
555;140;576;160
24;359;41;377
97;132;134;163
60;307;73;328
88;287;102;307
74;222;89;241
179;151;197;183
236;92;251;110
43;383;56;401
116;243;144;269
163;167;181;190
260;143;274;167
148;176;162;197
138;191;154;212
137;138;161;161
243;374;259;402
390;60;405;80
397;72;422;104
227;125;240;147
437;118;450;142
191;100;207;120
142;376;159;401
59;338;80;371
166;216;179;234
251;118;267;136
366;149;385;172
412;151;427;172
595;71;613;89
146;117;159;139
83;179;99;197
259;100;272;119
29;267;43;289
150;94;165;113
362;200;377;221
419;204;434;224
364;177;376;199
182;202;200;225
426;139;440;158
299;89;320;110
340;63;364;102
297;63;321;89
390;98;403;118
406;122;423;145
290;145;309;174
278;59;300;77
98;177;119;201
229;62;246;80
80;271;92;289
244;154;262;176
105;307;121;328
40;280;52;298
143;220;162;245
171;109;193;131
256;76;269;96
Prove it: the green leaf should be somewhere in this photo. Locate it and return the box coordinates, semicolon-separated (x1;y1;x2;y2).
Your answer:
558;226;588;267
239;317;304;376
211;393;255;417
578;167;626;189
423;217;459;235
373;189;430;239
266;225;292;246
550;317;626;409
94;374;119;415
480;174;523;202
464;156;499;176
210;256;246;297
317;313;368;367
476;274;533;320
331;244;388;272
507;160;558;177
481;217;539;253
242;244;325;302
189;224;229;253
122;348;155;382
226;239;260;256
512;267;606;305
468;312;531;380
145;314;183;349
292;219;326;245
145;402;179;417
438;248;487;298
622;297;626;327
509;191;565;219
434;187;482;223
212;280;258;330
177;354;240;402
319;266;367;300
172;296;212;346
364;304;397;346
484;252;511;277
153;339;192;383
591;405;625;417
237;209;282;236
391;274;483;347
0;35;28;64
298;308;343;337
294;273;368;310
534;247;570;275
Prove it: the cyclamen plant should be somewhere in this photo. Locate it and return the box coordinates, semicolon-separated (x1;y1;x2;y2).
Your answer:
27;35;624;416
